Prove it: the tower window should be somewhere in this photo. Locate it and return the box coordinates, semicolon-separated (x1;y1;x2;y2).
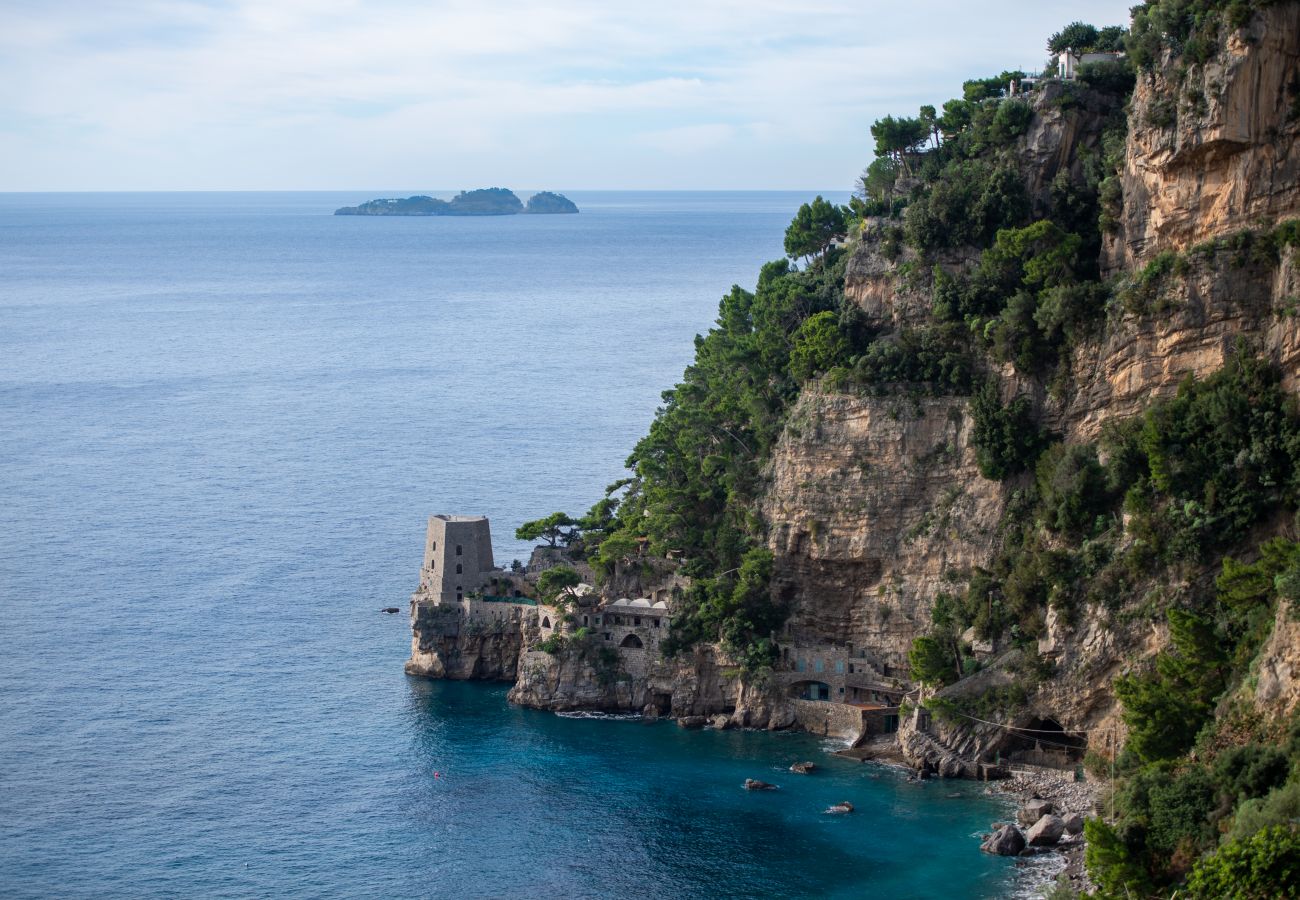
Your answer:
456;545;463;556
456;564;462;574
432;541;437;551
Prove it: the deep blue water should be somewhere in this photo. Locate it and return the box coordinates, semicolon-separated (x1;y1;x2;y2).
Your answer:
0;191;1021;897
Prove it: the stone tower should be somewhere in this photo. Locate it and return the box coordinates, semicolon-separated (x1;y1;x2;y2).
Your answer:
419;515;495;603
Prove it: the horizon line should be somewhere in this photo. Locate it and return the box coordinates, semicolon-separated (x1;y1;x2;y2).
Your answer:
0;187;851;195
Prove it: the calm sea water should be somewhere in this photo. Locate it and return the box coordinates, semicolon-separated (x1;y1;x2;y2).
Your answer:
0;191;1022;897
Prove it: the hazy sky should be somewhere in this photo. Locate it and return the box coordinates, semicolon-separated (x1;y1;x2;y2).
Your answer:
1;1;1135;192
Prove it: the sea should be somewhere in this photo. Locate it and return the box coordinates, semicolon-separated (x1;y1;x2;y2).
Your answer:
0;191;1033;898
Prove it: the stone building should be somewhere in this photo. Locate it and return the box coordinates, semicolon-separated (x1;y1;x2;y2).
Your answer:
419;514;495;603
593;597;671;650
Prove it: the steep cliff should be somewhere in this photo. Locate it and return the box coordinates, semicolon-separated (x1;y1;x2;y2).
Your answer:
1108;3;1300;270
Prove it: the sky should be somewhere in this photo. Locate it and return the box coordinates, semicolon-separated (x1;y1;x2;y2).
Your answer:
0;0;1136;192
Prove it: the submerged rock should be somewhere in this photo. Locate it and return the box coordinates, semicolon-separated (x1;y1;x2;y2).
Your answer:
824;801;854;814
744;779;777;791
790;761;816;774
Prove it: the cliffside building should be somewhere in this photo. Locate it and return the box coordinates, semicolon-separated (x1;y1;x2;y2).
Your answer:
419;514;495;603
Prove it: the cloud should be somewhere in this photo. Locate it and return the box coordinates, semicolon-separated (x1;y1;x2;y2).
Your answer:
635;123;737;155
0;0;1138;189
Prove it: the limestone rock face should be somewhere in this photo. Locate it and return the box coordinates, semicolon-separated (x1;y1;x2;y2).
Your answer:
1109;4;1300;271
1058;248;1300;440
506;644;739;716
1252;600;1300;717
405;599;532;680
763;391;1006;675
1019;80;1123;211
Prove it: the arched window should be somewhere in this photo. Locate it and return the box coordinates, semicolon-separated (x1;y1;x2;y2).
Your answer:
542;616;551;629
456;563;462;574
432;541;437;551
456;544;463;556
619;634;644;649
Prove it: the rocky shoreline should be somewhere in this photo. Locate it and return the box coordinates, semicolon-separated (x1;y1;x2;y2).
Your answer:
982;771;1103;895
667;711;1101;894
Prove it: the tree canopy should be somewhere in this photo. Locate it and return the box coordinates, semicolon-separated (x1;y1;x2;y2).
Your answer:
515;512;579;547
536;565;581;602
783;196;846;261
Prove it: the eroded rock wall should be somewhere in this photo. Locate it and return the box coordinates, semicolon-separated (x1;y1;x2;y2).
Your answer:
1108;3;1300;271
763;391;1006;675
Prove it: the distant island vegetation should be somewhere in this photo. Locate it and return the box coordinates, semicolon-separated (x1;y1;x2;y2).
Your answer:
334;188;578;216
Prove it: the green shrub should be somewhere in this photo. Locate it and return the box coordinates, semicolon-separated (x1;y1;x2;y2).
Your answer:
1085;818;1153;897
789;311;851;382
1186;825;1300;899
1036;443;1112;536
908;635;957;686
1227;782;1300;843
970;381;1049;480
1115;609;1225;763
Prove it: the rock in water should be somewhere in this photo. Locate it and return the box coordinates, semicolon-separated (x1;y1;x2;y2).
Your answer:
1018;798;1053;825
824;801;854;814
980;824;1026;856
677;716;707;729
790;761;816;774
381;607;400;614
744;779;777;791
1026;814;1066;846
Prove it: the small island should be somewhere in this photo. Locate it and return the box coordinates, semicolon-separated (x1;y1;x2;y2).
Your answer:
334;187;578;216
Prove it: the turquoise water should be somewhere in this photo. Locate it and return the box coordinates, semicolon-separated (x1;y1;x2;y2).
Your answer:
0;191;1019;897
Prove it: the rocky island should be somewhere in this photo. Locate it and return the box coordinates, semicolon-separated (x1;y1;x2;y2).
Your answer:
334;187;577;216
405;4;1300;896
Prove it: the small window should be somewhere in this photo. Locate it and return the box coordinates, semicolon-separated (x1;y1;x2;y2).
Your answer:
542;617;551;629
456;592;463;600
835;660;844;674
604;633;612;641
839;687;844;694
848;663;854;674
652;618;660;628
583;615;589;626
430;560;436;571
796;659;805;673
456;564;462;574
634;617;641;626
432;541;437;551
814;658;824;674
456;544;463;556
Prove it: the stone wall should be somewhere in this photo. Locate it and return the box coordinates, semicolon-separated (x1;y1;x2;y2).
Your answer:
788;699;868;742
